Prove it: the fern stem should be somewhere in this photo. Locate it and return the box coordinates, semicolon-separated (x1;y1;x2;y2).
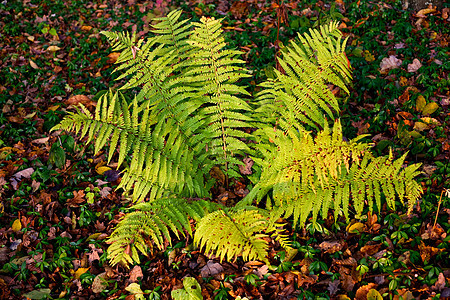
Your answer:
433;189;445;229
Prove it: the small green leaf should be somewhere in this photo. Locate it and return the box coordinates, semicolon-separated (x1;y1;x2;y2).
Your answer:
86;192;95;204
49;27;57;36
49;143;66;169
61;135;75;152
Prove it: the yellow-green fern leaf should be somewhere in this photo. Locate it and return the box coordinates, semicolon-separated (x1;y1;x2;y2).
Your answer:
194;207;270;263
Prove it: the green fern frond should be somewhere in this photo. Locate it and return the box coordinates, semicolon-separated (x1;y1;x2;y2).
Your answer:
101;30;139;52
107;197;222;267
53;90;208;201
245;121;422;227
194;207;270;263
186;16;253;170
256;22;351;132
151;9;192;58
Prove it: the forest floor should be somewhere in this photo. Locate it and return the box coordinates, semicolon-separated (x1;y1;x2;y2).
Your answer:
0;0;449;299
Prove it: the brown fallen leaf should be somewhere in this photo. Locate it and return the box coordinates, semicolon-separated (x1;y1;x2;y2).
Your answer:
340;271;356;292
355;283;377;300
380;55;402;72
10;167;35;190
129;265;143;282
360;244;382;257
67;190;86;207
393;289;415;300
107;52;121;64
352;120;370;136
407;58;422;72
65;94;95;107
200;260;223;277
442;8;449;19
431;273;446;291
421;223;447;240
92;272;109;293
418;241;442;263
239;157;254;175
29;59;39;69
318;241;344;254
229;1;249;19
416;7;436;18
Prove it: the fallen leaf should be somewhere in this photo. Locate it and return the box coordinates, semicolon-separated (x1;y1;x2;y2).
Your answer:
96;166;111;175
416;95;427;111
13;167;34;180
31;180;40;192
92;272;109;293
0;147;14;159
47;45;61;52
347;222;365;234
407;58;422;72
418;241;441;263
422;102;439;115
442;8;449;19
363;50;375;62
380;55;402;72
29;59;39;69
420;117;440;125
31;137;50;144
73;267;90;279
413;122;429;131
394;290;415;300
360;244;381;256
22;289;51;300
12;219;22;232
99;186;112;198
65;94;93;107
229;1;249;19
129;265;143;282
87;245;102;263
355;283;377;300
416;7;436;18
24;112;36;119
11;167;35;190
200;260;224;277
340;271;356;292
421;223;446;240
367;289;383;300
318;241;343;254
67;190;86;207
327;280;340;295
81;25;93;31
125;283;144;296
399;76;408;86
431;273;446;291
239;157;254;175
352;120;370;135
107;52;120;64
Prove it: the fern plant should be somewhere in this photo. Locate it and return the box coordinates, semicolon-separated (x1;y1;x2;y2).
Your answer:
52;10;422;267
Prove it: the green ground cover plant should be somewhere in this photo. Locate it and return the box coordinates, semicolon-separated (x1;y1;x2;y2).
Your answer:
0;0;449;299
